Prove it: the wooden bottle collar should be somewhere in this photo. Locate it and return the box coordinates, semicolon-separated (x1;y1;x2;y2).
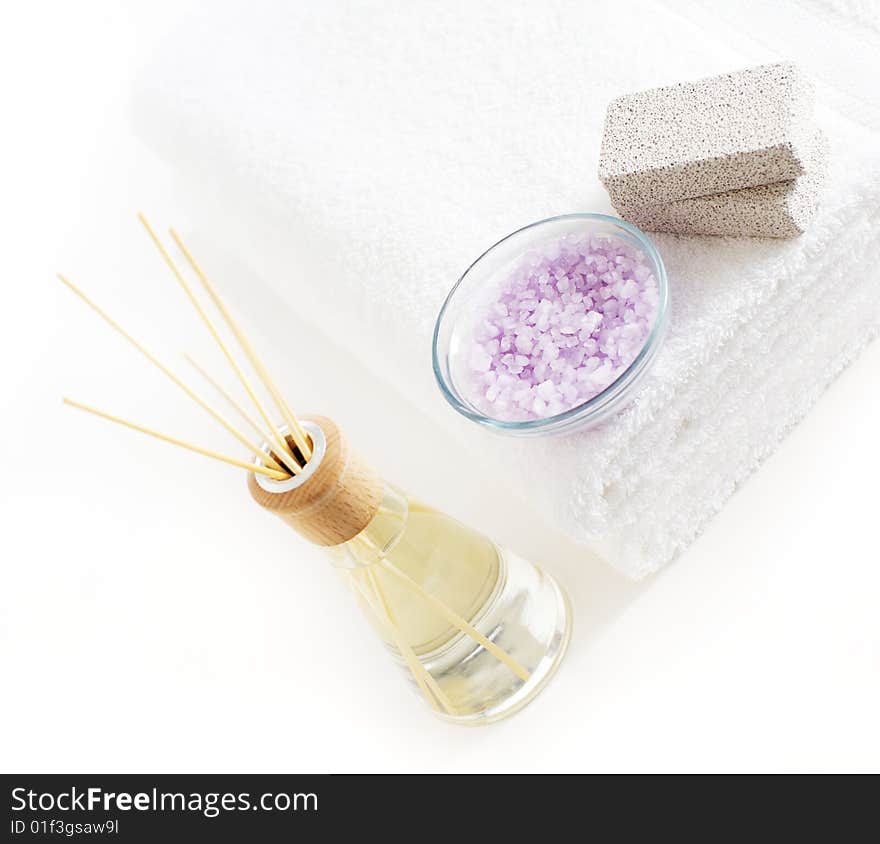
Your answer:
247;415;384;546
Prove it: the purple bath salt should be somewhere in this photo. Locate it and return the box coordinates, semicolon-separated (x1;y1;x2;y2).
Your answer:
465;232;659;421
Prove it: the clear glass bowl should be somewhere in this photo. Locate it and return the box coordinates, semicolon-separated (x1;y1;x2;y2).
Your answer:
432;213;669;436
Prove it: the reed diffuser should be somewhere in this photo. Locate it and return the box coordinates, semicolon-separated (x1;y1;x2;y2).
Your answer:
60;216;572;724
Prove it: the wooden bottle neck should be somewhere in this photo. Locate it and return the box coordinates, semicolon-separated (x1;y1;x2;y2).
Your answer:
247;415;384;546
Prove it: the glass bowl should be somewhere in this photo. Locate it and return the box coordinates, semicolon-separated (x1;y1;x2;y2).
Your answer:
432;213;669;436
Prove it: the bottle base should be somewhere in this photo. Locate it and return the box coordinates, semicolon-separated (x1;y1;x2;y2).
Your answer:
426;559;573;726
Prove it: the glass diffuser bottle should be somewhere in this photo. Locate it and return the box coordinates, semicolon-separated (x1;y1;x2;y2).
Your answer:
249;416;572;724
60;218;571;727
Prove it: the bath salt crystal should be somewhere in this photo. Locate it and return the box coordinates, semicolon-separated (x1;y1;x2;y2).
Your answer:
536;379;557;400
620;279;639;300
470;347;492;372
514;334;534;354
464;232;659;421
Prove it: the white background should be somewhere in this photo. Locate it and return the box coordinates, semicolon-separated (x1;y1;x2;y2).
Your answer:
2;1;878;773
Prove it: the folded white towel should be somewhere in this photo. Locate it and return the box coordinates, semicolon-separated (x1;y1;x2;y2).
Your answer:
134;0;880;578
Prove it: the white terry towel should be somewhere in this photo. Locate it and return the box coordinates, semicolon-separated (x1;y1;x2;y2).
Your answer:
134;0;880;578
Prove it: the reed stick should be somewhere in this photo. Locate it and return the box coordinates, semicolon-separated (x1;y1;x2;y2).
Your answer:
349;569;456;715
137;214;302;476
365;567;458;714
353;531;530;681
168;228;313;462
63;398;288;480
186;354;270;444
378;557;531;682
57;274;288;476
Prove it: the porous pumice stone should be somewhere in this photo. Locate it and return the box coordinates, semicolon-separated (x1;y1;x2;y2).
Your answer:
617;128;829;238
599;62;816;206
463;233;660;422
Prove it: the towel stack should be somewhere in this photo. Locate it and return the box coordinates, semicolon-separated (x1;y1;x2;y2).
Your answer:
133;0;880;579
600;63;828;238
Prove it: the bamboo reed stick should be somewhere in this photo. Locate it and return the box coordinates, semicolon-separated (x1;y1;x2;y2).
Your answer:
378;557;531;682
168;228;313;462
351;530;530;680
137;214;302;476
185;354;271;445
57;274;288;476
63;398;288;480
365;568;458;714
349;569;456;715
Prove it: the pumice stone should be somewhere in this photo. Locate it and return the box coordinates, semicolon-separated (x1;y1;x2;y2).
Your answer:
615;129;829;238
599;62;816;206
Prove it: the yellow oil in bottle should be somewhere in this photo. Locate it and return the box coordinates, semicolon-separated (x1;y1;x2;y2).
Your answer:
328;485;571;723
251;417;570;724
